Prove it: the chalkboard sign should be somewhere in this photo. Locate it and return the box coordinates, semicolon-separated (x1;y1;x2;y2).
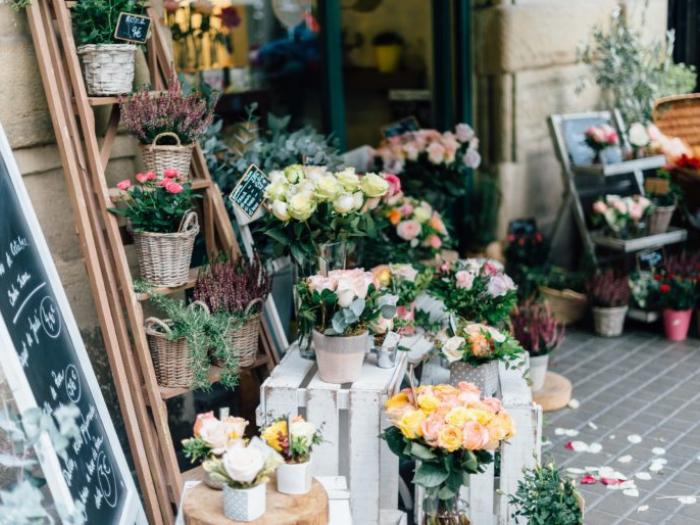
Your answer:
381;116;420;139
507;218;538;236
113;12;151;44
0;124;145;524
562;116;623;167
230;164;269;217
637;248;665;271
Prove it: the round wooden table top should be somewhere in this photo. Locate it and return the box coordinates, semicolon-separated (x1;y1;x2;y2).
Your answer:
533;371;572;412
183;478;329;525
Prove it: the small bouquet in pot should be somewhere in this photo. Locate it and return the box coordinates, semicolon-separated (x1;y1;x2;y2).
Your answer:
429;259;517;327
261;416;323;494
296;268;398;383
372;263;433;335
591;194;653;238
583;124;619;163
382;382;514;524
182;412;248;463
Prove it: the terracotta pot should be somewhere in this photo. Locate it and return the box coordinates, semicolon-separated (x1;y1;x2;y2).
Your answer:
313;330;368;384
592;305;628;337
276;461;312;495
222;483;266;522
529;354;549;392
663;309;692;341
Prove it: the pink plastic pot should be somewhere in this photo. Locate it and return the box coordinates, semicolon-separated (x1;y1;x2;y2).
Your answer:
662;309;693;341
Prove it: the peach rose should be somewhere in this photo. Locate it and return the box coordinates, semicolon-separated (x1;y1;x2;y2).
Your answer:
420;414;444;446
193;411;216;437
462;421;490;450
396;220;421;241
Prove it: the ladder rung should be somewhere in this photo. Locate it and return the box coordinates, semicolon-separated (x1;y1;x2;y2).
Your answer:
135;267;200;301
87;96;120;107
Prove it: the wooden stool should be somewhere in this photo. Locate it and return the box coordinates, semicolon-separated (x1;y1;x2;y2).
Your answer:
533;372;572;412
183;479;328;525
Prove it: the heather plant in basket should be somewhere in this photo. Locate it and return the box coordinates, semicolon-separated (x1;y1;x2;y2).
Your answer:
588;270;630;307
120;74;218;145
510;301;565;357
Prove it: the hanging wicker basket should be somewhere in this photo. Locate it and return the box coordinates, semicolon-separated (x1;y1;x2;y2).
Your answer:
145;301;209;388
133;211;199;287
214;298;264;369
140;131;194;178
77;44;136;96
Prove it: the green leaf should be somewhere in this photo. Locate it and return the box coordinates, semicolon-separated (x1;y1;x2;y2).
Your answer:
382;427;410;461
409;442;437;461
413;461;449;488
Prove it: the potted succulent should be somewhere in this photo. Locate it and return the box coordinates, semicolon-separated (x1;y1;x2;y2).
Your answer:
371;263;433;335
646;169;680;235
194;257;271;369
371;31;404;73
182;412;248;489
296;269;397;383
538;267;588;325
204;441;282;522
120;75;218;177
72;0;144;95
653;273;696;341
429;258;517;328
383;382;515;525
261;416;322;495
440;321;524;396
589;270;630;337
591;194;654;239
583;124;619;164
110;169;200;287
509;462;584;525
511;301;565;391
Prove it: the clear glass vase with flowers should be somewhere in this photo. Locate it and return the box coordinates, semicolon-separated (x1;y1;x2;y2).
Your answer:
383;382;515;525
583;124;619;164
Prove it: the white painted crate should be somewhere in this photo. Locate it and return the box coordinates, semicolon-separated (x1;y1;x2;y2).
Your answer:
418;355;543;525
259;343;419;525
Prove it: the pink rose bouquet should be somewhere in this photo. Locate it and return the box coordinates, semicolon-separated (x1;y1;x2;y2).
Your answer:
109;168;199;233
591;194;653;238
429;259;517;326
584;124;619;153
182;412;249;463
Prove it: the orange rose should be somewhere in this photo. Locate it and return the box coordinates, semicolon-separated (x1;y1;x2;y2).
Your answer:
386;208;402;225
468;332;492;357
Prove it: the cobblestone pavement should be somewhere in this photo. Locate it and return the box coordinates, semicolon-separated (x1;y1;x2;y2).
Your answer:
543;329;700;525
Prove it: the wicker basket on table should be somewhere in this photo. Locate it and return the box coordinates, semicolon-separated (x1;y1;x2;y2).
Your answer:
140;131;194;178
214;298;264;369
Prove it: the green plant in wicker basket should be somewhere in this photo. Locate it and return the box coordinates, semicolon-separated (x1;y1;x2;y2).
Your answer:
72;0;146;46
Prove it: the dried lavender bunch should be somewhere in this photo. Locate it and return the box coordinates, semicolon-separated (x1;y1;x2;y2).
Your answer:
588;270;630;307
120;73;219;145
511;301;565;356
194;256;271;319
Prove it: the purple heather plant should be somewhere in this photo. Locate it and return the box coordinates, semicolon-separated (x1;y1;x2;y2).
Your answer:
510;301;565;356
588;270;630;308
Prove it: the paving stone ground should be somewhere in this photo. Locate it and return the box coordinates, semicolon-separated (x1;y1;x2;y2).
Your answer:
544;329;700;525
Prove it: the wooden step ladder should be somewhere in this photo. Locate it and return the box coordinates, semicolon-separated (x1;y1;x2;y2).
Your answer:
26;2;278;522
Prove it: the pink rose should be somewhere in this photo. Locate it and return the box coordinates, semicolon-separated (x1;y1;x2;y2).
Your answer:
420;414;444;446
308;275;337;293
396;220;421;241
487;274;515;297
163;168;179;179
481;397;503;413
136;171;156;184
463;148;481;169
383;173;402;197
116;179;131;191
455;123;475;143
462;421;490;450
425;234;442;249
399;202;414;217
482;261;499;276
457;381;481;402
455;270;475;290
592;200;608;214
613;200;627;214
427;142;446;164
628;202;643;221
165;181;183;194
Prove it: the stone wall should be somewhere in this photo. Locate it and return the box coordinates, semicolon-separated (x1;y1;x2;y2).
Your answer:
473;0;669;238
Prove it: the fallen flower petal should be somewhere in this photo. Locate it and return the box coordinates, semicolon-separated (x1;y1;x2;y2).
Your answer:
601;477;623;485
588;422;598;430
618;455;633;463
566;467;586;475
637;505;649;512
623;488;640;498
678;496;697;505
652;447;666;456
635;472;651;481
580;475;598;485
588;442;603;454
568;398;580;409
627;434;642;444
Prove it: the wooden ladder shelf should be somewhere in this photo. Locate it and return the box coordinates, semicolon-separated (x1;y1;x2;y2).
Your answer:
25;2;278;523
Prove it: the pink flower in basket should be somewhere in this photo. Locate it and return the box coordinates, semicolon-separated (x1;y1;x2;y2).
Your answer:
427;141;446;165
163;167;180;179
136;171;157;184
165;181;184;194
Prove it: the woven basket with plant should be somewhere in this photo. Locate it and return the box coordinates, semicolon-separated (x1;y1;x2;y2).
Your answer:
120;74;219;177
194;257;271;368
538;267;588;325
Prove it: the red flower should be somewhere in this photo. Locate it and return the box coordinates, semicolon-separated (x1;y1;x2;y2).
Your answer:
653;274;662;281
601;478;623;486
163;168;179;179
136;171;156;184
565;441;574;450
659;283;671;294
667;273;674;280
580;475;597;485
165;181;183;194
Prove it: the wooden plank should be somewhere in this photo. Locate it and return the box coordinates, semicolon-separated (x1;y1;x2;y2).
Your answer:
87;96;120;106
465;463;495;524
306;375;342;477
99;104;120;168
135;267;200;301
259;346;314;425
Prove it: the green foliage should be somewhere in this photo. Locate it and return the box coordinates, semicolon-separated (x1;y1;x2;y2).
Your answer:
181;436;212;464
509;462;583;525
579;7;696;124
8;0;31;10
72;0;145;46
448;322;525;367
462;171;501;251
147;293;239;390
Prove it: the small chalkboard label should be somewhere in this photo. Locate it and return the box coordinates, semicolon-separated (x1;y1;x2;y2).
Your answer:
637;248;665;271
230;165;270;218
381;116;419;139
113;12;151;44
644;177;670;195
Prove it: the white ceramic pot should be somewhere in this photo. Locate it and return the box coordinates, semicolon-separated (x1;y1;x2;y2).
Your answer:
449;360;499;396
592;305;628;337
222;483;266;522
276;461;312;495
529;354;549;392
313;330;369;384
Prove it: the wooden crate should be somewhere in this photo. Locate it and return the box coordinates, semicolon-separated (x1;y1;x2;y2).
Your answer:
259;345;410;525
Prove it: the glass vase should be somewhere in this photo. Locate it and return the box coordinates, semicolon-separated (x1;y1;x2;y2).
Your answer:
316;241;348;276
423;492;470;525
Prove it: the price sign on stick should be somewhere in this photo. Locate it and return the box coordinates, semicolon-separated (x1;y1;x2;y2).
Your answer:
637;248;665;272
229;164;270;218
381;116;419;139
113;13;151;44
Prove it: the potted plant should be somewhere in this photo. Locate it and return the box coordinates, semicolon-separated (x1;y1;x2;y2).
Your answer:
194;257;271;369
382;382;515;524
204;441;282;522
583;124;619;164
110;169;200;287
509;462;584;525
591;194;654;239
261;166;389;274
296;269;398;383
120;75;218;177
182;412;248;489
627;122;651;159
371;31;404;73
72;0;144;95
653;273;696;341
440;321;524;396
646;169;681;234
538;267;589;325
588;270;630;337
261;416;322;495
429;258;517;328
511;301;565;391
371;263;433;335
143;294;238;389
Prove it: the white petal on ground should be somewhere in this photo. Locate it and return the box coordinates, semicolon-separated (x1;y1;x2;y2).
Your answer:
623;488;640;498
566;467;586;475
588;442;603;454
649;460;665;473
556;428;580;437
637;505;649;512
585;466;600;473
651;447;666;456
618;455;633;463
609;435;616;440
568;398;580;409
588;422;598;430
620;480;636;489
570;441;589;452
678;496;697;505
627;434;642;444
635;472;652;481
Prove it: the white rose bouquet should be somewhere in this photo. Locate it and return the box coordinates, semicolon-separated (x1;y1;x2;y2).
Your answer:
296;268;398;337
260;165;389;270
261;416;323;464
182;412;249;464
440;322;524;367
204;440;283;489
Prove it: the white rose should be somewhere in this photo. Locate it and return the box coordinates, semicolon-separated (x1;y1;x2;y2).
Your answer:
351;191;364;210
442;336;465;364
198;419;231;454
289;419;317;444
265;181;288;201
271;200;290;221
359;172;390;197
413;206;431;223
335;277;356;307
222;416;248;441
333;193;355;214
304;165;327;181
284;164;305;184
269;170;285;184
288;192;316;221
390;264;418;282
223;445;265;485
336;168;360;191
628;122;649;148
316;174;342;201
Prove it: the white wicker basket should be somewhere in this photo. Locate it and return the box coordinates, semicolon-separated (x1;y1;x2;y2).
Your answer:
77;44;136;96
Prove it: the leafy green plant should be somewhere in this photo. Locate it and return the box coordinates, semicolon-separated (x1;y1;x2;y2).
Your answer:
509;462;583;525
72;0;145;46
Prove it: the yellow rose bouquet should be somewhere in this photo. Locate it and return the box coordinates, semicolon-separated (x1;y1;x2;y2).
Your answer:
383;382;514;523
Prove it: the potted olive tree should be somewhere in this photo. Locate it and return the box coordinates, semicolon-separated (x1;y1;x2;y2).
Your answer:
589;270;630;337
